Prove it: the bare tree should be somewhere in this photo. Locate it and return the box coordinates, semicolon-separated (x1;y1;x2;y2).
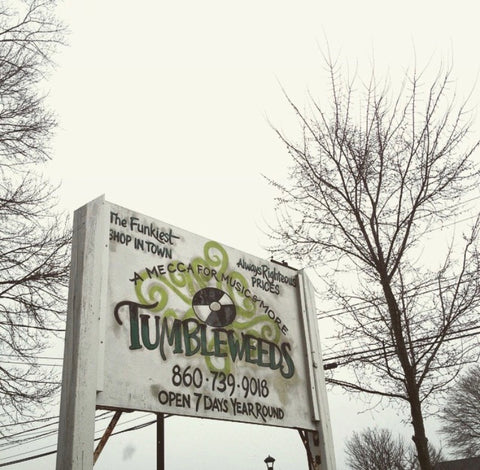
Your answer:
346;427;443;470
270;54;480;470
439;364;480;457
0;0;70;429
346;428;407;470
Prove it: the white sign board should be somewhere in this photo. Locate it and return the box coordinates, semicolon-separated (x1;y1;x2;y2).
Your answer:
97;200;315;430
56;197;336;470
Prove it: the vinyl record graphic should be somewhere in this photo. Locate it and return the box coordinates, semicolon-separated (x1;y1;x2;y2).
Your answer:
192;287;236;327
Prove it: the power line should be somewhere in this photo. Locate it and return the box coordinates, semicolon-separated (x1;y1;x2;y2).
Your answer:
0;416;58;429
309;207;480;319
323;324;480;365
0;414;163;468
0;412;112;448
0;360;62;368
2;323;478;464
4;323;479;452
0;449;57;468
1;411;161;453
321;299;479;356
0;354;62;361
0;322;65;333
305;204;480;269
316;270;479;320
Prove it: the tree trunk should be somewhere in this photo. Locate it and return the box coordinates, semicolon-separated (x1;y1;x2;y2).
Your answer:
381;278;432;470
409;392;431;470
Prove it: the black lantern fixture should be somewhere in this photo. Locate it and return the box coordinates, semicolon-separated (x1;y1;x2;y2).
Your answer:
264;455;275;470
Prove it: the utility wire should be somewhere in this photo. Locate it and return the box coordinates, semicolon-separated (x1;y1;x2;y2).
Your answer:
1;411;163;453
316;270;479;320
0;414;165;467
4;324;479;449
0;322;65;333
323;325;480;364
0;412;112;448
0;360;62;367
0;354;63;361
0;416;58;429
321;299;479;355
2;324;479;463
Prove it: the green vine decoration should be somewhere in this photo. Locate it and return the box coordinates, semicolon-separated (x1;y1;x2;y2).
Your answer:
133;240;280;372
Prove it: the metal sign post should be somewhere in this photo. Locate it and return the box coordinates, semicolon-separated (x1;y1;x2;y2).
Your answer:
157;414;165;470
93;411;122;464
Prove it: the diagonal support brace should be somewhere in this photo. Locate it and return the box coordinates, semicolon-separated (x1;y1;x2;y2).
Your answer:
93;411;122;465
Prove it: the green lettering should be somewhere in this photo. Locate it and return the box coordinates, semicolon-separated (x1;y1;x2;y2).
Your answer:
183;318;201;356
160;317;183;360
280;342;295;379
268;341;283;371
140;314;160;350
227;331;248;361
256;338;271;367
213;329;228;358
200;323;215;356
113;300;158;351
244;334;258;364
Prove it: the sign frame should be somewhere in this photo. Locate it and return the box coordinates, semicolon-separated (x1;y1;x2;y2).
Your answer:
56;196;336;469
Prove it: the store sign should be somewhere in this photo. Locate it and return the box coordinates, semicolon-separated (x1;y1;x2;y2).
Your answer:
92;201;317;430
57;197;336;470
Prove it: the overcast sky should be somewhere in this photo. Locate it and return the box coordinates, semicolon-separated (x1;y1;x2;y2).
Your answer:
3;1;480;469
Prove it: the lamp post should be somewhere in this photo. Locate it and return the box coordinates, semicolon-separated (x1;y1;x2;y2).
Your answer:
264;455;275;470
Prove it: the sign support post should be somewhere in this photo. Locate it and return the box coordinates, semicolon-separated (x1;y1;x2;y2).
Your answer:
93;411;122;464
156;414;165;470
298;271;336;470
56;197;109;470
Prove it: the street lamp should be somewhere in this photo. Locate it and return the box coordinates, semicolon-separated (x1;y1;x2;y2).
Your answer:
264;455;275;470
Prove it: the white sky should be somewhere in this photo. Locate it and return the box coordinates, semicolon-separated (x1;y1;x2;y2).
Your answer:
4;0;480;469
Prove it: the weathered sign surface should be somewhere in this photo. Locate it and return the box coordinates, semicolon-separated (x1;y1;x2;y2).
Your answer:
96;201;316;430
